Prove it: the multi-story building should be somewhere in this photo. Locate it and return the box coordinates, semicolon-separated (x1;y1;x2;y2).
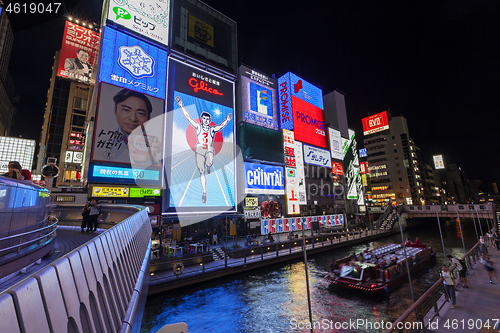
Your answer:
35;19;100;187
362;112;422;206
0;9;18;136
420;163;440;204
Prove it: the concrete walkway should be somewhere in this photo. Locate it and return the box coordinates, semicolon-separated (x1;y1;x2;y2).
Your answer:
423;244;500;332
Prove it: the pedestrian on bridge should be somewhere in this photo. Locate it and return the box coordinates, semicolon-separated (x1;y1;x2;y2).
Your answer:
440;265;457;309
447;255;469;288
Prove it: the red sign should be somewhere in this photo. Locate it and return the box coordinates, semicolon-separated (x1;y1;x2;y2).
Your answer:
292;96;326;148
57;21;100;84
360;162;366;174
332;161;343;175
362;111;389;136
189;78;223;96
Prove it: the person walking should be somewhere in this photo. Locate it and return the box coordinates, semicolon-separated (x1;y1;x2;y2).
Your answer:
479;236;488;254
480;253;498;284
447;255;469;288
494;232;500;251
81;201;90;233
88;199;101;232
440;265;457;309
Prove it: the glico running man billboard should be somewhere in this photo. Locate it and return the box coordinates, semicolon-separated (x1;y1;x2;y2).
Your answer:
239;65;279;131
165;58;236;212
57;21;100;84
277;72;326;148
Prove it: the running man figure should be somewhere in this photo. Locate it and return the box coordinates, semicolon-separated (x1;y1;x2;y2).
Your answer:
175;96;232;204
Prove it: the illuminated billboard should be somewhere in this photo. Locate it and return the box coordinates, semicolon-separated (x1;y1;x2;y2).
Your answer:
331;161;343;176
0;137;36;173
278;72;325;148
433;155;445;169
57;21;100;84
359;148;367;158
171;0;237;74
92;186;129;197
362;111;389;136
165;59;235;212
303;144;331;167
283;130;301;214
91;82;165;170
98;26;168;99
239;65;279;130
87;164;160;184
343;130;362;200
328;128;343;160
244;162;284;195
106;0;170;46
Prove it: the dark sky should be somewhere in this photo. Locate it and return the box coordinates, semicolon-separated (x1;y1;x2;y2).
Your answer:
7;0;500;182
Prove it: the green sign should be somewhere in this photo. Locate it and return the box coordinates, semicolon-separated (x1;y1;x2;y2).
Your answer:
129;188;161;198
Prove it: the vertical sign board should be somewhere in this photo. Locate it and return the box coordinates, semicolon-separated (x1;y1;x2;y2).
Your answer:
328;127;343;161
283;130;300;215
433;155;445;169
294;141;307;204
239;65;279;130
106;0;170;47
343;130;361;200
57;21;100;84
277;72;326;148
165;58;235;212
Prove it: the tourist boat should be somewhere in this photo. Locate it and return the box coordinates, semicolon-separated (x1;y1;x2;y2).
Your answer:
326;243;435;294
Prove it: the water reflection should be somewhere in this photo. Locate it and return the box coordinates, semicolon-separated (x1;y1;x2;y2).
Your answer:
141;218;488;333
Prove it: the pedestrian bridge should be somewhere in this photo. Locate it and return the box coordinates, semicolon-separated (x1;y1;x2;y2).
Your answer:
0;177;152;333
403;204;496;219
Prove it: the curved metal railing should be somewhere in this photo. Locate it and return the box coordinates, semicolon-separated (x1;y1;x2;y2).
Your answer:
0;204;152;333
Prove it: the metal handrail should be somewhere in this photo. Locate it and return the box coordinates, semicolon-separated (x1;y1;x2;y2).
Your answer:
384;241;482;333
0;216;58;255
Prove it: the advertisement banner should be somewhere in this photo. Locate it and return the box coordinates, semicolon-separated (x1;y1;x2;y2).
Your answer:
166;59;235;211
433;155;445;169
261;219;269;235
57;21;100;84
98;27;168;99
276;219;284;233
244;162;284;195
344;130;362;200
303;144;331;167
359;148;367;158
171;0;237;74
328;128;343;160
92;186;129;197
88;164;161;184
91;82;165;168
331;161;343;176
285;167;300;215
239;66;279;130
107;0;170;46
129;188;161;197
292;96;326;148
362;111;389;136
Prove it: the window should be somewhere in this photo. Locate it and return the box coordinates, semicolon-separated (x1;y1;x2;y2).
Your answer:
394;149;397;153
398;170;401;174
399;178;402;181
396;163;400;167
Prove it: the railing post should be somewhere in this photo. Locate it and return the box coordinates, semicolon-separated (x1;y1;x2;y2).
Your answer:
261;246;264;260
225;252;227;268
276;243;279;257
202;257;205;273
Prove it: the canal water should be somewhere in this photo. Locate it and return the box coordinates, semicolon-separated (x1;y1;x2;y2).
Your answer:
140;217;493;333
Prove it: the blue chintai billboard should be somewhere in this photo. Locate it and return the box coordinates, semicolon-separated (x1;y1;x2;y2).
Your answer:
244;162;284;195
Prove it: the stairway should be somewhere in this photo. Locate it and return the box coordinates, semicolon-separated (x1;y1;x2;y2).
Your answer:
210;248;226;261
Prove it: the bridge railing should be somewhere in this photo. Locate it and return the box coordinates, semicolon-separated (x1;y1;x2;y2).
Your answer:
384;241;483;333
0;204;152;333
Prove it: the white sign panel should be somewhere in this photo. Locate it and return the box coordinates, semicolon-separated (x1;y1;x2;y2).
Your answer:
294;141;307;205
107;0;170;47
328;127;343;161
433;155;445;169
73;152;83;164
64;151;73;163
285;167;300;215
303;144;331;167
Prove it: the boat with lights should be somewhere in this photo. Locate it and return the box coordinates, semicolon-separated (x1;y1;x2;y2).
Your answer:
326;243;435;294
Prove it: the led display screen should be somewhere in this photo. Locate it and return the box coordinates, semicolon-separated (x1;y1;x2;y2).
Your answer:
362;111;389;136
57;21;100;84
106;0;170;46
343;130;362;200
239;65;279;130
88;164;160;184
328;127;343;160
277;72;325;148
303;144;331;167
244;162;284;195
98;26;168;99
433;155;445;169
171;0;237;74
165;59;235;212
91;82;165;172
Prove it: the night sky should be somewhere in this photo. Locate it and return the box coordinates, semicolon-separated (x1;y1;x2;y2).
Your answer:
6;0;500;183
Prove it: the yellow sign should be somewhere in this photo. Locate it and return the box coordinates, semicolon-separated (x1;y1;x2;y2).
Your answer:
245;197;258;208
188;14;214;47
362;174;368;187
92;186;129;197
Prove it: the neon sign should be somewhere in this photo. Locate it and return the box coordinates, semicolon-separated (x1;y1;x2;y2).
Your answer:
189;78;223;96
